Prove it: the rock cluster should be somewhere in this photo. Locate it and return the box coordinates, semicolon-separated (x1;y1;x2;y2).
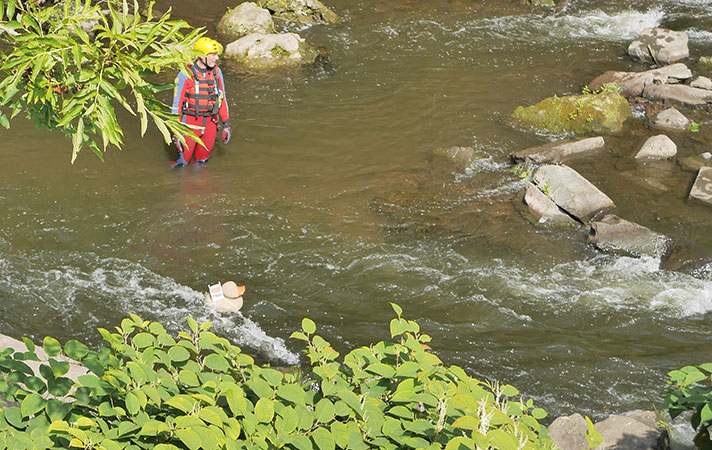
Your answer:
216;0;340;69
549;411;668;450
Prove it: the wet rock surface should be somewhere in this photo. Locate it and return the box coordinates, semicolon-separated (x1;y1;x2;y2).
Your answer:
642;83;712;106
511;137;605;164
589;63;692;98
628;27;689;65
651;107;690;130
258;0;340;24
224;32;319;69
689;167;712;205
635;135;677;160
691;76;712;90
217;2;274;39
433;146;486;168
532;164;615;222
519;181;577;224
512;92;631;135
588;214;671;257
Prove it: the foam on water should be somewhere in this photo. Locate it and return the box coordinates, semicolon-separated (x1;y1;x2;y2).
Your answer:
0;251;300;364
542;9;665;40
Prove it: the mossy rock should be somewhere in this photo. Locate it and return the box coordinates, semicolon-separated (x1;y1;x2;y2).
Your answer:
512;91;631;135
699;56;712;72
257;0;340;24
224;32;319;69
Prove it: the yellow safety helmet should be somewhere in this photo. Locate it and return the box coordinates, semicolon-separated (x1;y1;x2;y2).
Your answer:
194;37;223;56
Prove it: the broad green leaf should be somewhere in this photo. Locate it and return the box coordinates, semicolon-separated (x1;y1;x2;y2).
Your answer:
49;359;70;378
302;318;316;335
203;354;229;372
21;393;46;418
42;336;62;357
199;407;224;428
531;407;547;420
452;416;479;431
365;362;396;378
168;345;191;362
315;399;335;424
126;391;141;415
255;398;275;423
444;436;475;450
64;340;89;360
187;317;198;334
175;428;202;450
585;416;603;448
390;318;408;338
166;395;196;414
226;390;247;416
277;383;306;406
390;303;403;317
45;399;72;421
133;332;154;349
311;426;335;450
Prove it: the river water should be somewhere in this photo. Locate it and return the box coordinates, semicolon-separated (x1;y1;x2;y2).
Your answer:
2;0;712;427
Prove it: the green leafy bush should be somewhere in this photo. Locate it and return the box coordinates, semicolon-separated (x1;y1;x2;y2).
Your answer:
0;305;558;449
0;0;201;162
664;363;712;449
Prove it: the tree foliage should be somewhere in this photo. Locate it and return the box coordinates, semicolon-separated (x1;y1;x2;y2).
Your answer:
0;0;201;162
0;305;564;450
664;363;712;449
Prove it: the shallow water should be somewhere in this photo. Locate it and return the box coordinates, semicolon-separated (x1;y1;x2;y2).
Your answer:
2;0;712;421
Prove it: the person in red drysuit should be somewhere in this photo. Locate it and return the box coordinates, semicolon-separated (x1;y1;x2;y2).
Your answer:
170;37;232;168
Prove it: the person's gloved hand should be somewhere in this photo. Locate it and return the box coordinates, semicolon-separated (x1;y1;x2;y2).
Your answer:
222;120;232;144
172;135;186;151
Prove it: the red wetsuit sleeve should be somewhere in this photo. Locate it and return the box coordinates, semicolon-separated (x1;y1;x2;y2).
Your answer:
216;67;230;123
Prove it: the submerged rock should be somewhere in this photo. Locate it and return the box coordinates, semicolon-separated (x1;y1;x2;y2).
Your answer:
678;153;712;173
642;83;712;106
635;135;677;160
258;0;340;24
511;136;605;164
512;91;631;135
628;27;689;65
433;146;485;168
532;164;615;222
518;181;576;225
224;32;319;69
218;2;274;39
589;63;692;98
689;167;712;205
652;107;690;130
588;214;671;257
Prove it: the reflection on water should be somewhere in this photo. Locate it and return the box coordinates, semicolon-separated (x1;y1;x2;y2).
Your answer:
1;0;712;420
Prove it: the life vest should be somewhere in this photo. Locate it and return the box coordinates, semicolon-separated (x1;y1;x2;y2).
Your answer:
181;63;222;118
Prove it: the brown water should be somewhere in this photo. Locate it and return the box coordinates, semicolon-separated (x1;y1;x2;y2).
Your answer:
2;0;712;429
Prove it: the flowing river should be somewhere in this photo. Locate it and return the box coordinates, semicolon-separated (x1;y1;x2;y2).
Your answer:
2;0;712;432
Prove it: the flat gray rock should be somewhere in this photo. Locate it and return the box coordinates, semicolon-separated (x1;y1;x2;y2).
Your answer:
635;135;677;160
689;167;712;205
532;165;615;222
548;413;589;450
690;76;712;90
520;181;576;224
217;2;274;39
511;137;605;164
589;63;692;98
628;27;689;65
643;83;712;106
652;108;690;130
594;414;668;450
588;214;671;257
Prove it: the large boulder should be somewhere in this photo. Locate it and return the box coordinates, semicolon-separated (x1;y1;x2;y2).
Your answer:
588;214;671;257
628;28;689;65
512;91;631;135
652;107;690;130
642;83;712;106
594;412;668;450
589;63;692;98
689;167;712;205
519;181;577;225
635;135;677;160
258;0;340;24
532;164;615;222
217;2;274;39
511;136;605;164
224;32;319;69
548;414;589;450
